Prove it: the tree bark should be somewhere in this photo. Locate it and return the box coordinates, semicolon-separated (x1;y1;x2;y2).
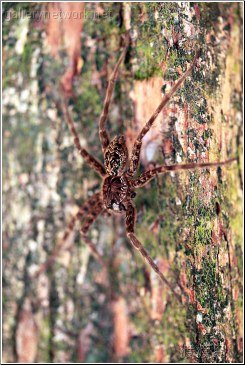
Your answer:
2;2;243;363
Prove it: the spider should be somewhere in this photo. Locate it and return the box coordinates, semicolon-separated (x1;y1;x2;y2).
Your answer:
40;36;235;301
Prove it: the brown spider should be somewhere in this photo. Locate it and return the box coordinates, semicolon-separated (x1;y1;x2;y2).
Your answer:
39;37;235;300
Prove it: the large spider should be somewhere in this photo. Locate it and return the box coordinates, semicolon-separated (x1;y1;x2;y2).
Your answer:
40;36;235;300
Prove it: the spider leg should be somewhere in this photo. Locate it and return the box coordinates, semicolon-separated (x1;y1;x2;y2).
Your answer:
61;92;106;177
99;32;130;153
79;198;106;268
125;202;182;302
132;158;236;188
128;49;201;176
36;193;105;276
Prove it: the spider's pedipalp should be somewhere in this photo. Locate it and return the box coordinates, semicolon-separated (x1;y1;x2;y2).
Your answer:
80;197;106;268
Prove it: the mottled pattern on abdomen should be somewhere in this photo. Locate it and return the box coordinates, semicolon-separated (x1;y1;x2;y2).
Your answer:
104;135;128;176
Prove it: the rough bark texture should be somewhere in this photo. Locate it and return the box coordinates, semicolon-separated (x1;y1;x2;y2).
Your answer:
2;2;243;363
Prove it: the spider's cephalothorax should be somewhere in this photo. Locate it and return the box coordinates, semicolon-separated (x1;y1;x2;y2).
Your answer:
102;173;136;213
104;135;128;176
102;174;129;212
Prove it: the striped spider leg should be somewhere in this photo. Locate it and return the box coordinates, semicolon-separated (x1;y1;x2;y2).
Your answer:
127;49;201;176
132;159;237;188
98;31;130;153
37;193;106;276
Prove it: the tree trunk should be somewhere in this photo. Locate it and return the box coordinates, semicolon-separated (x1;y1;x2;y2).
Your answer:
2;2;243;363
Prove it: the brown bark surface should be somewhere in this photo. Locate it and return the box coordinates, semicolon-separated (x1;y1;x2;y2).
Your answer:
2;2;243;363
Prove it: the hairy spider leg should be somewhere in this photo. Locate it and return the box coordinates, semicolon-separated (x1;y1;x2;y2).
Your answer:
61;91;106;177
99;32;130;153
125;202;182;303
36;193;105;276
128;49;201;176
79;196;106;268
132;158;237;188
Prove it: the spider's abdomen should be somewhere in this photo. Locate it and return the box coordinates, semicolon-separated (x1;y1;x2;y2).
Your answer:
104;136;128;176
102;175;130;213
